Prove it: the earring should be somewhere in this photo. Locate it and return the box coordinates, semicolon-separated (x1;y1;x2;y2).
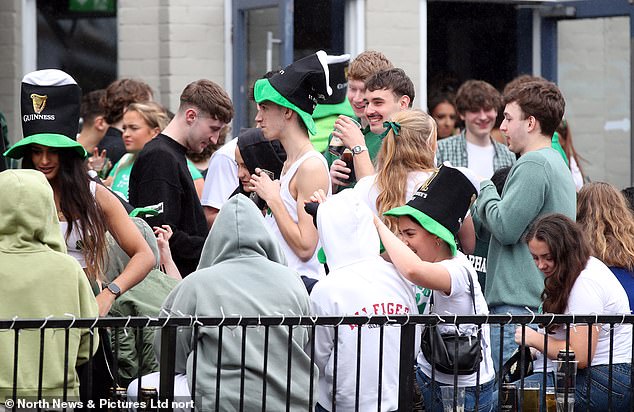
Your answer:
435;239;441;247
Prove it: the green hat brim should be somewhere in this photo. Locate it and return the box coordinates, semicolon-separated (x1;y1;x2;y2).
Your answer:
384;205;458;256
254;79;317;136
312;99;355;120
3;133;88;159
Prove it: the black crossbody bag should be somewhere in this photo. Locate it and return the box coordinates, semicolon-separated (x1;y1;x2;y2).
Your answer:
420;273;483;375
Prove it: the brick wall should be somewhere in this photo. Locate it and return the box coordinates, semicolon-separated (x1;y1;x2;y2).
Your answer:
365;0;421;109
118;0;226;112
0;1;23;145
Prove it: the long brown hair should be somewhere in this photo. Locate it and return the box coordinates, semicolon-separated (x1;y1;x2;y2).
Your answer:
23;147;109;281
577;182;634;270
375;109;437;231
525;214;591;329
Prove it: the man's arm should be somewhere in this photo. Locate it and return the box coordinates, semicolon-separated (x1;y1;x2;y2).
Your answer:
252;156;330;261
476;161;547;245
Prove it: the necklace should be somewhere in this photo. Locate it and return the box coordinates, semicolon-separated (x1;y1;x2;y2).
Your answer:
282;142;313;174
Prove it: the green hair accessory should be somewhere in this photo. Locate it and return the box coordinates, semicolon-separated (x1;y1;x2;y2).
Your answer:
383;121;401;136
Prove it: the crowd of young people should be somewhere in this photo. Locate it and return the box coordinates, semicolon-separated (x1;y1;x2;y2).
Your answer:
1;48;632;412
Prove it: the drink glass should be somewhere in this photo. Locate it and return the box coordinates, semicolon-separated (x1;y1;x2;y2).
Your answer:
440;385;465;412
500;383;517;411
521;381;540;412
328;116;361;156
554;360;577;412
339;149;356;184
545;386;557;412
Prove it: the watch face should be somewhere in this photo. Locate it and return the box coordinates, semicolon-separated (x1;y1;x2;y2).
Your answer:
108;283;121;296
353;146;362;154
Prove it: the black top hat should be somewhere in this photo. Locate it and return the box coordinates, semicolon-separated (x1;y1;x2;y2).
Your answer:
322;59;349;105
4;69;86;159
384;164;479;255
253;50;350;135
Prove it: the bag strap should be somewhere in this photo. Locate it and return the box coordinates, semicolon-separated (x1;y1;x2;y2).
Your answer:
429;271;482;341
429;270;477;314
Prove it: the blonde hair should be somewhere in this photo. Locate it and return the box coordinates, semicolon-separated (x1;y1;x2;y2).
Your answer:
375;109;437;230
577;182;634;270
125;101;170;131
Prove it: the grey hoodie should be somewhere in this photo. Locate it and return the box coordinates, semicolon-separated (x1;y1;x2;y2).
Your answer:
156;194;315;411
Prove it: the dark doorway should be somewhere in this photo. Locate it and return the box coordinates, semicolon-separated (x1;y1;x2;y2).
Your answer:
294;0;346;60
37;0;117;94
427;2;518;95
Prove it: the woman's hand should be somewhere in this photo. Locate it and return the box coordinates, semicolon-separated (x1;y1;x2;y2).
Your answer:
514;326;542;348
88;147;110;172
154;225;173;265
95;289;116;317
249;168;281;203
154;224;173;242
308;189;328;204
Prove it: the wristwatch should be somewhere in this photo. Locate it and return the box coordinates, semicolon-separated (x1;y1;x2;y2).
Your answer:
105;282;122;298
351;145;368;155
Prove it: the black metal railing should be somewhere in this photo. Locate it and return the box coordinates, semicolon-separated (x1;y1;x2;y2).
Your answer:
1;314;633;411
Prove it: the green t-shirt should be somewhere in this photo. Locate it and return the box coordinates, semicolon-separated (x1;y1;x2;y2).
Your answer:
551;132;569;167
310;100;355;153
109;155;202;201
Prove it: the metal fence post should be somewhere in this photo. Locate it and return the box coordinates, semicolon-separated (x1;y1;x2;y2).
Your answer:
398;322;417;410
159;325;177;412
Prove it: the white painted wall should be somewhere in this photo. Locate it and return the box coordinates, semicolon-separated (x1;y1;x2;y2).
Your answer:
558;16;631;188
365;0;422;109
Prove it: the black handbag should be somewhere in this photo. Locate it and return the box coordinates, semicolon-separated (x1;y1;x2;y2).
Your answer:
420;273;483;375
501;345;534;383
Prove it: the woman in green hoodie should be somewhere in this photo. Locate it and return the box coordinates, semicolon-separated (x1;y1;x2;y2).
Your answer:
0;170;99;404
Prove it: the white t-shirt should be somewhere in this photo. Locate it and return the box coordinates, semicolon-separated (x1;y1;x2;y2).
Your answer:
417;252;495;386
570;156;584;191
533;257;632;372
200;138;239;209
466;141;495;178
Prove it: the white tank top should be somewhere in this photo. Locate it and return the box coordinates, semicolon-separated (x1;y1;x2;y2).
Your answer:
58;180;97;268
264;150;331;279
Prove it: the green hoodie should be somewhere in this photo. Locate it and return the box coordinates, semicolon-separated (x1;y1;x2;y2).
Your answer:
105;217;178;387
0;170;98;402
155;194;315;411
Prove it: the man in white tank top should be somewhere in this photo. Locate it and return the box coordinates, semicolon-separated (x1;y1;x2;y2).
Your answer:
249;51;348;288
